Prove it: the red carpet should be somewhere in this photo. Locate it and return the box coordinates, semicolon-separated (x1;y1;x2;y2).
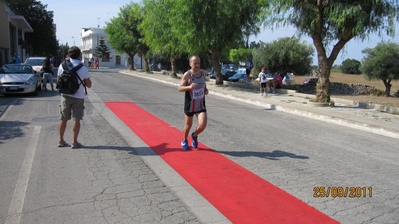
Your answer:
105;101;338;224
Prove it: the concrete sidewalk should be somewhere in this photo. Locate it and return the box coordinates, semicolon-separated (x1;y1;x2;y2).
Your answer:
119;70;399;139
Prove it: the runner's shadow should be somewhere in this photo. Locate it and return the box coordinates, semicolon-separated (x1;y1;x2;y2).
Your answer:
82;144;308;161
217;150;309;160
83;143;185;157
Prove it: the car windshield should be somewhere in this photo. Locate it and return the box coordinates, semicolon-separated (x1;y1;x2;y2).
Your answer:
232;73;245;77
0;65;33;74
235;69;246;75
24;59;44;66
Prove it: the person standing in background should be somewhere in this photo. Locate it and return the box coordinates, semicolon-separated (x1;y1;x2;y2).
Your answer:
245;55;253;84
41;57;54;91
12;53;21;64
258;67;267;96
88;57;93;68
96;57;100;69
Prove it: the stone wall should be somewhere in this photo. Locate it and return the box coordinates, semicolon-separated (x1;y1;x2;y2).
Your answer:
293;82;377;95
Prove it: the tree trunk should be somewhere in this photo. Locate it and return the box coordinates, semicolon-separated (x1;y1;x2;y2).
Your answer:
209;48;223;85
315;59;332;103
169;54;178;78
383;79;392;97
142;55;150;72
128;54;134;70
311;4;354;103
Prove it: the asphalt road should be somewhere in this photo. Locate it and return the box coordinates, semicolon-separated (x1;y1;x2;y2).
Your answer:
0;68;398;224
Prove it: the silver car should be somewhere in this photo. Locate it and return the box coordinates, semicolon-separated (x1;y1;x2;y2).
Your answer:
0;64;41;96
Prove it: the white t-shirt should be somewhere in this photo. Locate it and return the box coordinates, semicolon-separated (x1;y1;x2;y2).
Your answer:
258;72;267;83
57;58;90;99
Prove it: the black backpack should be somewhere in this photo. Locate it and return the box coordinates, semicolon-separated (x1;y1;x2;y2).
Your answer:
57;60;86;94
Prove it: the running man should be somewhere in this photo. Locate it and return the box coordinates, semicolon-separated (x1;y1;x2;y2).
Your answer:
178;55;209;150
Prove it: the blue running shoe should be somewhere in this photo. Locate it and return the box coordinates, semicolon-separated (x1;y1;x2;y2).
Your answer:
191;132;198;148
181;140;189;150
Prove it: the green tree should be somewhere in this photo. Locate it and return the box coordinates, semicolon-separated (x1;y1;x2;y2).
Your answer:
252;37;314;75
94;37;110;62
341;59;362;74
2;0;57;56
168;0;265;84
249;41;261;49
131;3;151;72
140;0;184;77
105;3;150;71
56;42;69;65
263;1;399;102
361;42;399;97
229;49;253;64
105;5;138;70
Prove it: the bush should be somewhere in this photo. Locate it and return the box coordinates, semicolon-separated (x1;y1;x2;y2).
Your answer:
252;37;314;76
341;59;362;74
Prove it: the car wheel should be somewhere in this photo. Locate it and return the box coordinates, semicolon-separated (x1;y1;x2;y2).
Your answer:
32;82;40;96
32;87;39;96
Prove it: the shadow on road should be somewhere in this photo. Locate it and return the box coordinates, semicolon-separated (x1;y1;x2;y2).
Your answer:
81;143;309;161
0;121;30;144
218;150;309;160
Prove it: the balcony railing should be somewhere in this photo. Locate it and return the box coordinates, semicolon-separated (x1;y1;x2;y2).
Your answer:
81;44;93;51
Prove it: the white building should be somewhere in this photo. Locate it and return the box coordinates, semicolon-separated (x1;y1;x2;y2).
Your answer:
80;27;144;69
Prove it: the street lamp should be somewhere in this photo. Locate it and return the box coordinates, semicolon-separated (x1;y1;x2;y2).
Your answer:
72;36;75;46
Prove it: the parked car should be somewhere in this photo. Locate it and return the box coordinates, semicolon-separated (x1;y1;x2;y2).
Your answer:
228;69;247;82
227;64;238;71
0;64;41;96
221;64;230;70
208;70;216;79
221;69;236;80
208;68;238;80
24;57;46;74
302;77;318;85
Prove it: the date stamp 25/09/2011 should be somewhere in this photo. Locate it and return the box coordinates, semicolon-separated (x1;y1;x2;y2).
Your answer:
313;186;373;198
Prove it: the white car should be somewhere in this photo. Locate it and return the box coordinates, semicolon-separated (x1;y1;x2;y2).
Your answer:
24;57;46;74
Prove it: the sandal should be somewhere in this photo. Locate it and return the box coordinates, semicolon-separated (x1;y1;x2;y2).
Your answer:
58;140;67;147
71;142;83;149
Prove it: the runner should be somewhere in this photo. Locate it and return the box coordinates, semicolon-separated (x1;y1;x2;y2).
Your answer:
178;55;209;150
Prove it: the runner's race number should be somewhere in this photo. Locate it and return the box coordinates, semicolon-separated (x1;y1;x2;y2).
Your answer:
193;88;204;99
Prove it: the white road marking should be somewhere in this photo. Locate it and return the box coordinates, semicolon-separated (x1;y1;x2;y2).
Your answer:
5;126;41;224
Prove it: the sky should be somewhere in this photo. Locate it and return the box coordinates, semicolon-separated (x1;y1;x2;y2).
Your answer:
40;0;398;65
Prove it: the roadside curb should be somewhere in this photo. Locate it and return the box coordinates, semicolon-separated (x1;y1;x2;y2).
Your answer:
119;70;399;139
208;79;399;113
208;90;399;139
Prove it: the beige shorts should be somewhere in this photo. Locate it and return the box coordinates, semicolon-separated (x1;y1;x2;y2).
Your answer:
42;72;54;85
59;95;85;120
